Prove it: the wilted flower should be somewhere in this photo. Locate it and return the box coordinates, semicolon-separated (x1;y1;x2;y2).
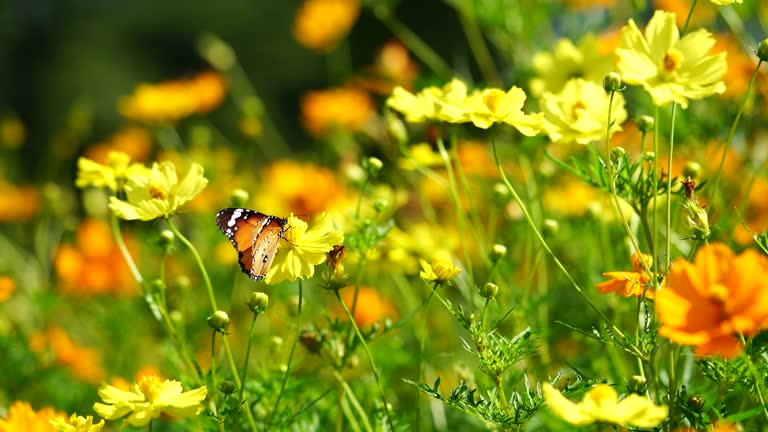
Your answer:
265;213;344;285
656;243;768;358
616;10;726;108
50;414;105;432
108;161;208;221
543;383;668;427
541;78;627;145
93;376;207;427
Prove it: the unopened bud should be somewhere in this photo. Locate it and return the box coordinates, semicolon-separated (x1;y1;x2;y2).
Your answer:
230;189;250;208
682;161;701;180
627;375;648;395
687;395;705;413
681;199;710;240
219;380;237;395
637;115;655;133
158;229;175;250
542;219;559;237
490;244;507;262
492;183;510;203
602;72;623;92
642;152;656;162
246;292;269;313
479;282;499;299
611;146;626;159
758;39;768;62
207;311;230;332
363;157;383;177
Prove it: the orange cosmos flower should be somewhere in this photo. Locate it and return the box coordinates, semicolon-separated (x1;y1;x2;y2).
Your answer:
0;276;15;302
0;182;40;222
300;86;374;137
85;126;152;164
29;326;106;384
293;0;359;52
338;286;397;329
596;252;655;298
0;401;64;432
118;72;227;123
656;243;768;358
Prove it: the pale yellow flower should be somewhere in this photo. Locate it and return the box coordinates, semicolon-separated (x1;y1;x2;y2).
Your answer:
419;257;461;284
93;376;207;427
541;78;627;145
530;35;615;97
50;414;105;432
710;0;741;4
543;382;668;428
108;161;208;221
462;87;544;134
265;213;344;285
387;79;468;123
616;10;726;108
76;152;149;192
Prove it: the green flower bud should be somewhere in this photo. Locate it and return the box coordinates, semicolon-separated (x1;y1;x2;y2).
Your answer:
682;199;711;240
247;291;269;313
637;115;655;133
363;157;383;177
611;146;626;159
373;199;388;213
490;244;507;262
479;282;499;299
602;72;623;92
492;182;510;203
230;188;250;208
682;161;702;180
542;219;559;237
218;380;237;395
150;278;165;295
642;152;656;162
687;395;705;413
158;229;175;250
758;39;768;62
198;33;237;71
627;375;648;395
207;310;230;332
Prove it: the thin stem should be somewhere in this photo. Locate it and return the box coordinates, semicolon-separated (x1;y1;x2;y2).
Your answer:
270;280;303;428
681;0;698;34
738;333;768;423
334;290;396;431
237;312;261;427
494;374;511;416
416;287;436;432
456;1;501;86
111;215;143;285
165;218;218;312
665;103;678;273
332;370;374;432
222;335;258;431
210;331;220;416
653;107;660;288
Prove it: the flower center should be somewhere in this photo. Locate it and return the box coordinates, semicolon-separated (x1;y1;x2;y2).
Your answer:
148;182;168;200
708;283;728;303
570;100;587;121
138;376;162;402
663;48;684;73
482;90;504;115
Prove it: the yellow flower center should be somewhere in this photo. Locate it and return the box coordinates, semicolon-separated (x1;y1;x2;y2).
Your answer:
708;283;728;303
570;100;587;121
663;48;684;73
482;90;505;115
148;182;168;200
283;217;307;244
138;376;163;402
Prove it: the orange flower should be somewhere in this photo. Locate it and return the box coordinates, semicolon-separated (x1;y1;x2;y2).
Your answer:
338;286;397;329
563;0;616;10
596;252;655;298
0;276;15;302
300;86;374;137
118;72;227;123
656;243;768;358
54;218;136;296
0;401;64;432
712;34;764;99
85;126;152;164
352;40;419;94
0;182;40;222
29;326;106;384
293;0;359;52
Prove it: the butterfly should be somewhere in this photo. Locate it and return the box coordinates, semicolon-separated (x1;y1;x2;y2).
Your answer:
216;208;288;280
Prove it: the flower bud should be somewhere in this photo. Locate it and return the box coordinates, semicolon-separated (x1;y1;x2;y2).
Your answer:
218;380;237;395
207;310;230;332
299;329;322;353
681;199;711;240
542;218;559;237
611;146;626;159
479;282;499;299
247;291;269;313
687;395;705;413
373;199;388;213
149;279;165;296
637;115;655;133
198;33;237;70
758;39;768;62
642;152;656;162
682;161;701;180
174;275;191;290
626;375;648;395
492;182;510;203
363;157;383;177
230;188;250;208
158;229;175;250
490;244;507;262
602;72;623;92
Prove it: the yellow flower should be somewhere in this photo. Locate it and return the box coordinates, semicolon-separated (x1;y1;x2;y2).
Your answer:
50;414;104;432
616;10;726;108
419;257;461;284
108;161;208;221
265;213;344;285
386;84;449;123
76;151;149;192
0;401;64;432
530;35;616;97
461;87;543;134
541;78;627;145
93;376;207;427
543;383;668;428
293;0;359;52
710;0;741;4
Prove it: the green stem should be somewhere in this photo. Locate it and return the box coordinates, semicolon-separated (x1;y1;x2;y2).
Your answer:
332;370;374;432
165;218;218;312
270;280;303;428
665;103;678;273
456;1;501;86
210;331;220;415
334;290;396;432
653;107;660;288
681;0;697;34
237;312;260;428
416;287;436;432
371;4;452;79
494;374;511;416
738;333;768;424
222;334;258;431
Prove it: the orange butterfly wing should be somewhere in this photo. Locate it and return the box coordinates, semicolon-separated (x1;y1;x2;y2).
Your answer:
216;208;287;280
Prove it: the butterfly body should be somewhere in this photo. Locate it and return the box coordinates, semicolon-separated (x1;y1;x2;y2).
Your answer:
216;208;287;280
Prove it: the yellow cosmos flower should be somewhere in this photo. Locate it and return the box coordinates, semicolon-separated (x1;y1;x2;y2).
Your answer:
93;376;207;427
530;35;615;97
265;213;344;285
50;414;104;432
462;87;543;134
541;78;627;145
76;152;149;192
108;161;208;221
616;10;726;108
543;383;668;428
386;79;467;123
419;257;461;284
